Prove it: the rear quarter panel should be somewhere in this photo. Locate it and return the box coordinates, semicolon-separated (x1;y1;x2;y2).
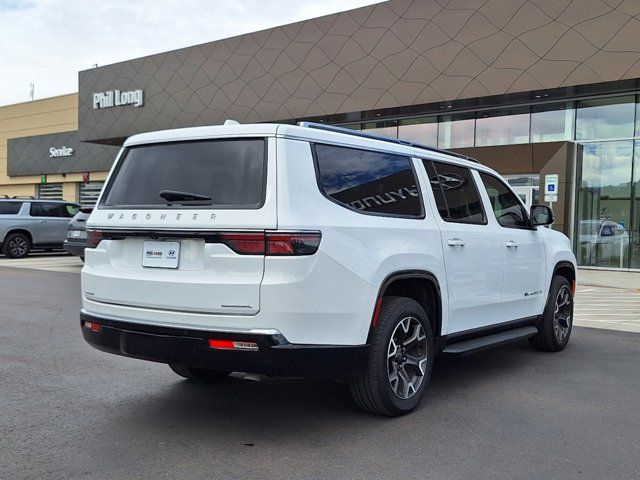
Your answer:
274;138;448;344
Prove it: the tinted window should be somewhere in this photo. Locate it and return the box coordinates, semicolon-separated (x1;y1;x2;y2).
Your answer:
423;161;449;219
480;173;529;229
30;203;74;218
101;139;266;208
314;144;422;217
0;202;22;214
424;160;485;224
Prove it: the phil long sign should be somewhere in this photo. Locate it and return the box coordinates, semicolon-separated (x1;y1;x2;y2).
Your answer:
93;89;144;109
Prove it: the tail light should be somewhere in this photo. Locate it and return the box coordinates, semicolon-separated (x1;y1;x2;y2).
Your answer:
84;229;321;255
220;231;321;256
219;233;266;255
86;229;104;248
266;232;321;256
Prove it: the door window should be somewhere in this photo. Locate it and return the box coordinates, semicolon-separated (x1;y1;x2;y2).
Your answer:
423;160;485;224
30;203;76;218
479;173;530;229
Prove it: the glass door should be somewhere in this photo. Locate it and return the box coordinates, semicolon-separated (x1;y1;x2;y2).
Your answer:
631;141;640;269
576;141;633;269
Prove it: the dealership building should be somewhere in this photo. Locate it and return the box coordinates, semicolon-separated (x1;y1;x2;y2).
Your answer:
2;0;640;269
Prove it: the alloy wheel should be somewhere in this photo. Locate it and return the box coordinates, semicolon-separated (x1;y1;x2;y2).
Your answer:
387;317;428;400
9;237;27;257
553;286;572;343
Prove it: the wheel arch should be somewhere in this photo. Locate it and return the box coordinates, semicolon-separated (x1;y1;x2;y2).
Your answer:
369;270;442;342
4;228;33;244
553;261;576;292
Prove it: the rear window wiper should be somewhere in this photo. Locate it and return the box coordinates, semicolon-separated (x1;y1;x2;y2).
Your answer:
159;190;212;204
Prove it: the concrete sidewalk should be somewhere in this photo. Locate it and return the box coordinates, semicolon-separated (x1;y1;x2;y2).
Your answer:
578;268;640;290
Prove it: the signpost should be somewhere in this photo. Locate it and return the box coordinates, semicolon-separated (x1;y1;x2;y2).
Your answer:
544;174;559;204
543;174;558;229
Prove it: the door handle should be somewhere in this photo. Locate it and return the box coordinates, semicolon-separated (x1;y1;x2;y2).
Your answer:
447;238;466;247
505;240;519;248
38;220;47;223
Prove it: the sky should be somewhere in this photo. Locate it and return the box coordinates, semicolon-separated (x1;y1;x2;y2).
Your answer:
0;0;382;107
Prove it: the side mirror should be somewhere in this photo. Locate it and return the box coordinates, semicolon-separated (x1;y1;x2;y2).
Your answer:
530;204;554;227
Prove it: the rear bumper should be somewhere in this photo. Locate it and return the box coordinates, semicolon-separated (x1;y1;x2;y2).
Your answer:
63;240;87;257
80;311;369;379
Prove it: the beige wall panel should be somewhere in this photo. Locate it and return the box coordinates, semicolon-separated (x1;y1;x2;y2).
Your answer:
0;94;78;191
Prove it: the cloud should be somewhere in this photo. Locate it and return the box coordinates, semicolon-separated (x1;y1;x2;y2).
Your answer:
0;0;382;106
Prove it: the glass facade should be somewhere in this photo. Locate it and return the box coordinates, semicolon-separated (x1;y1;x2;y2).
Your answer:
531;103;574;142
398;116;437;146
337;93;640;269
475;108;529;146
576;142;633;269
438;114;475;148
362;121;397;138
576;97;635;140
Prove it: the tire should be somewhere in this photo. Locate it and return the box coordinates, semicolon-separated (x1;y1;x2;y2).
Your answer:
529;276;573;352
168;363;230;382
349;296;434;416
4;232;31;258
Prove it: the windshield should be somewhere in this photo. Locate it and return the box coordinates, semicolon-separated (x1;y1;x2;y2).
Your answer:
100;138;266;208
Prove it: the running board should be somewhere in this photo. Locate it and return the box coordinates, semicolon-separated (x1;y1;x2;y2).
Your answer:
442;326;538;355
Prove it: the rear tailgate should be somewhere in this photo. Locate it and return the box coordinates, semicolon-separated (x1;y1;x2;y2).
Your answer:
83;136;276;315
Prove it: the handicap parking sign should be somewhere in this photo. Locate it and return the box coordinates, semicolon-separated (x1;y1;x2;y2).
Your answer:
544;174;559;203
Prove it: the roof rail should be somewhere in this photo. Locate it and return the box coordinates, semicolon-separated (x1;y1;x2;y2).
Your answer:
297;121;479;164
12;195;35;199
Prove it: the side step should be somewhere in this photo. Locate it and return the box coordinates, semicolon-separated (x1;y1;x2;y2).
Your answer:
442;326;538;355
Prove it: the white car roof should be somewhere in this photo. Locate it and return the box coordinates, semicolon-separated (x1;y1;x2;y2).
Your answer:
123;122;498;175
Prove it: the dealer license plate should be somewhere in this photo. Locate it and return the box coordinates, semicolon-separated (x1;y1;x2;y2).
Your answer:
142;241;180;269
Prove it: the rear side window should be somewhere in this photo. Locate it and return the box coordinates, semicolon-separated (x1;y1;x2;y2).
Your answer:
101;139;266;208
0;202;22;214
423;160;486;224
479;173;529;229
30;203;75;218
314;144;423;217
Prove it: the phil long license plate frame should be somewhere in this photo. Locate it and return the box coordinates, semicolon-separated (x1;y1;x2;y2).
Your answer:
142;241;180;269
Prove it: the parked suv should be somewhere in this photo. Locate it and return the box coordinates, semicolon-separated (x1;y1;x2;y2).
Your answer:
81;123;577;416
64;207;93;261
0;198;80;258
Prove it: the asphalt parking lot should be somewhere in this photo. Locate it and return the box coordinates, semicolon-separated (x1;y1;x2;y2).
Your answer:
1;261;639;479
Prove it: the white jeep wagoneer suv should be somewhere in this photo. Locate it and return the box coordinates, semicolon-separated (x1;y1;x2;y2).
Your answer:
81;122;576;416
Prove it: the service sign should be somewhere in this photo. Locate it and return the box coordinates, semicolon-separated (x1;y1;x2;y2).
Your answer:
49;146;74;158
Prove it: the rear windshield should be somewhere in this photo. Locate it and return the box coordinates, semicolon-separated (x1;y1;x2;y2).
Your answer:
0;202;22;214
100;139;266;208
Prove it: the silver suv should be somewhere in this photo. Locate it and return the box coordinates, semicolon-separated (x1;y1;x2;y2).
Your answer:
0;198;80;258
